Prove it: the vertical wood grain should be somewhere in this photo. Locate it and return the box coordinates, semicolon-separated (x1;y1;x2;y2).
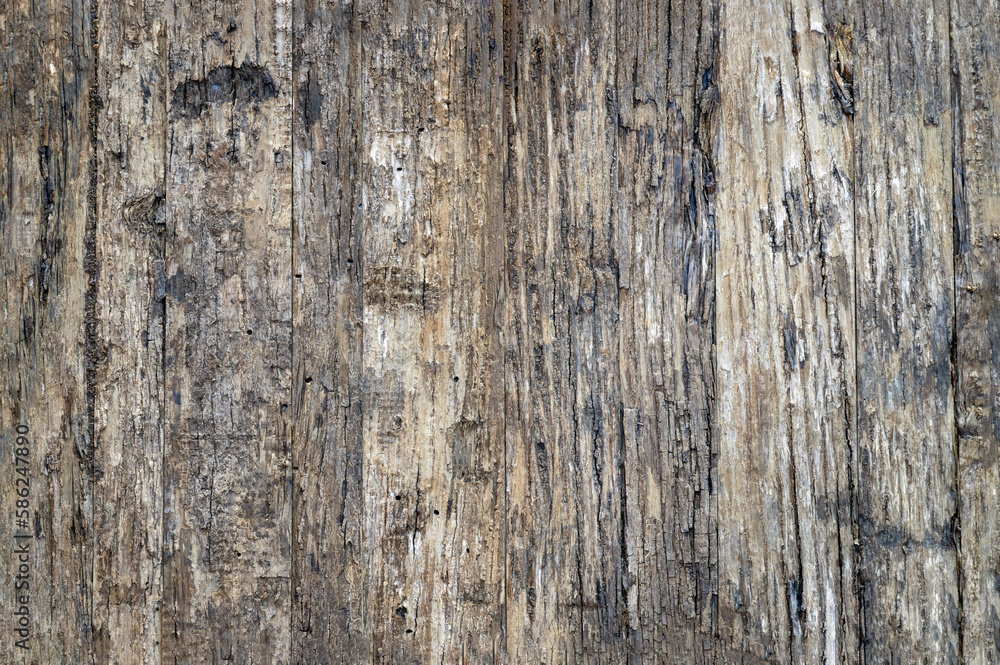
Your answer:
503;0;625;661
716;0;858;660
291;0;367;662
6;2;999;661
613;0;718;662
162;0;293;661
0;0;94;662
853;0;959;661
951;1;1000;661
359;1;505;662
91;0;166;661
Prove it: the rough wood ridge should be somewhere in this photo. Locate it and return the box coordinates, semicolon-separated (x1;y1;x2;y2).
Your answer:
1;0;998;663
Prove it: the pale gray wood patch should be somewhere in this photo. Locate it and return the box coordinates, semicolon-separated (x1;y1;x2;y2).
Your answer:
716;0;857;661
92;0;166;662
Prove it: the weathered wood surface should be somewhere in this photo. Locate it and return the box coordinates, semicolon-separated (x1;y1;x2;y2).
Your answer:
359;2;505;662
1;0;94;663
162;0;293;661
504;1;624;662
614;1;718;661
92;0;166;662
291;0;366;662
3;0;1000;663
854;1;959;661
952;1;1000;662
716;0;857;661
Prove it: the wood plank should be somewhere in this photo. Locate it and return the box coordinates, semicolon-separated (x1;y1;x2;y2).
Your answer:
359;1;505;661
853;0;959;660
715;0;858;660
162;0;293;661
614;0;719;662
950;2;1000;661
91;0;166;662
0;0;94;662
503;0;625;661
291;0;367;662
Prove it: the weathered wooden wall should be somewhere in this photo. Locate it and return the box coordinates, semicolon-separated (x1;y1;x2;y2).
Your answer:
2;0;998;662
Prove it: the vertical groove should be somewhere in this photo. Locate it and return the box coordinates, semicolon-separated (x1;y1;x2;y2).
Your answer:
708;0;720;653
86;0;100;659
947;2;965;659
850;6;861;662
710;1;725;657
610;0;628;659
355;4;366;647
159;17;169;665
289;0;296;658
85;0;99;473
500;0;509;656
707;1;720;653
161;8;172;658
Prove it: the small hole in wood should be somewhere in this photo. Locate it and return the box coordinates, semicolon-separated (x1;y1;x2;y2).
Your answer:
304;377;312;384
433;509;439;515
246;329;253;335
395;495;401;501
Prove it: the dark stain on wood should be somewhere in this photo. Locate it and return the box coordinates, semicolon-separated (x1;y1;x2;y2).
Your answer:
171;62;278;119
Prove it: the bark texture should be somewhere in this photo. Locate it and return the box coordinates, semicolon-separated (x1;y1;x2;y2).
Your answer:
3;1;999;663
